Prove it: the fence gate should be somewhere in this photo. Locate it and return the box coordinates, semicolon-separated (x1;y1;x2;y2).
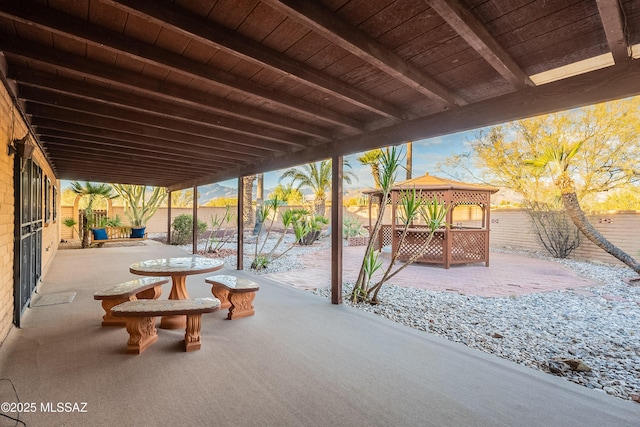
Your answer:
14;158;43;327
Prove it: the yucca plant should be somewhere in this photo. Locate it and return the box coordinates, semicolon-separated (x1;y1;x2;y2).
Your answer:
369;191;447;303
352;146;403;302
205;205;236;253
362;248;383;298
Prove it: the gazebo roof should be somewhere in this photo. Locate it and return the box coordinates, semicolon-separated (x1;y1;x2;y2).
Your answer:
364;173;499;194
394;173;500;193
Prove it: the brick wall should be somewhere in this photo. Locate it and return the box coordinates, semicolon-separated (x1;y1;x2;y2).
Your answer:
0;79;60;342
490;209;640;266
0;79;17;341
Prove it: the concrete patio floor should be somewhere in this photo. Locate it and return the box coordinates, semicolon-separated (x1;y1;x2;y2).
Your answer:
1;240;639;426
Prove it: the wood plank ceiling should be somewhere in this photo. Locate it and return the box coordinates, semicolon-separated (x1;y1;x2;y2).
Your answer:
0;0;639;190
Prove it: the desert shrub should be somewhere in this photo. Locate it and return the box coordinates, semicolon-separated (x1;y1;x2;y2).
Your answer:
526;202;581;258
171;214;207;245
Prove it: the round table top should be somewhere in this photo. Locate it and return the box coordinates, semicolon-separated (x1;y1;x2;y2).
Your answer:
129;256;224;276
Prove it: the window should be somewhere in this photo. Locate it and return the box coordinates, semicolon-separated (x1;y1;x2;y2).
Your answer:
53;185;57;222
45;177;51;223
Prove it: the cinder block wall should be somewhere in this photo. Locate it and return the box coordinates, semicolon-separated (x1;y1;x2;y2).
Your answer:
490;209;640;266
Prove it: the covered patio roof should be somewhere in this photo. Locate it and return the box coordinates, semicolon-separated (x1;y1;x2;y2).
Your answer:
1;1;639;190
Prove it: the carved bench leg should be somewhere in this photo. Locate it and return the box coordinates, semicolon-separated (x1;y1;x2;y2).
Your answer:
125;316;158;354
101;286;162;327
136;285;163;301
227;291;256;320
101;298;132;326
210;284;231;309
184;314;203;352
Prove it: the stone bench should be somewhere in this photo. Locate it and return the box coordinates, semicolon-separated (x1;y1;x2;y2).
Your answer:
94;277;168;326
204;275;259;320
111;298;220;354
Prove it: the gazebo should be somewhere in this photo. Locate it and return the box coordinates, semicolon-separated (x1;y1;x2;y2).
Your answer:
365;174;499;269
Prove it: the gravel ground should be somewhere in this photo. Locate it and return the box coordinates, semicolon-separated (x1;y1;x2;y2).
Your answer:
160;233;640;403
313;250;640;403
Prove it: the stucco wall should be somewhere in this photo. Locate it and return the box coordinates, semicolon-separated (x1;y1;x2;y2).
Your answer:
59;202;640;267
490;209;640;266
60;205;369;239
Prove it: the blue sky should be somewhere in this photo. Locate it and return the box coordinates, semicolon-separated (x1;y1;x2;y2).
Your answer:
219;129;476;191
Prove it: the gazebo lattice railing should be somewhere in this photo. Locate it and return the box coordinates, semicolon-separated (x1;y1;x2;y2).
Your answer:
365;174;499;269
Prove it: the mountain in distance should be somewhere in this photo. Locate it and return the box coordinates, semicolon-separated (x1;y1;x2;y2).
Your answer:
197;183;290;204
197;183;326;205
197;183;238;204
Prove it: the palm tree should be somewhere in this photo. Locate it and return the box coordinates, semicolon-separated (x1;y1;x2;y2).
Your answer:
280;159;355;216
357;149;383;189
527;142;640;274
268;183;304;205
69;181;115;248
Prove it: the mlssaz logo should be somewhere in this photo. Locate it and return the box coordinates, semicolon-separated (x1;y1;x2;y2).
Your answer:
40;402;88;413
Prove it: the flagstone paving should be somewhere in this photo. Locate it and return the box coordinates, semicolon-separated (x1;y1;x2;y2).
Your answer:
264;244;600;297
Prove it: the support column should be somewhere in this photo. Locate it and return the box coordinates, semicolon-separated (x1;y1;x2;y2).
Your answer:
331;156;343;305
237;177;244;270
192;185;198;254
167;189;172;245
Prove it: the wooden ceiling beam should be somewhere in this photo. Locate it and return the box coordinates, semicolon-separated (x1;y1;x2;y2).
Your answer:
41;143;217;172
596;0;630;64
0;0;364;130
169;59;640;191
426;0;533;89
40;134;232;168
20;86;293;153
0;38;335;140
262;0;466;107
31;117;258;163
46;150;191;171
52;161;199;186
11;67;309;148
103;0;407;120
27;104;274;159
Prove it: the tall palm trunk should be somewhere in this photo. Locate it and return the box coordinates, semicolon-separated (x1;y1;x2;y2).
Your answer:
313;195;325;217
242;175;256;229
371;164;381;189
562;192;640;273
80;211;90;248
